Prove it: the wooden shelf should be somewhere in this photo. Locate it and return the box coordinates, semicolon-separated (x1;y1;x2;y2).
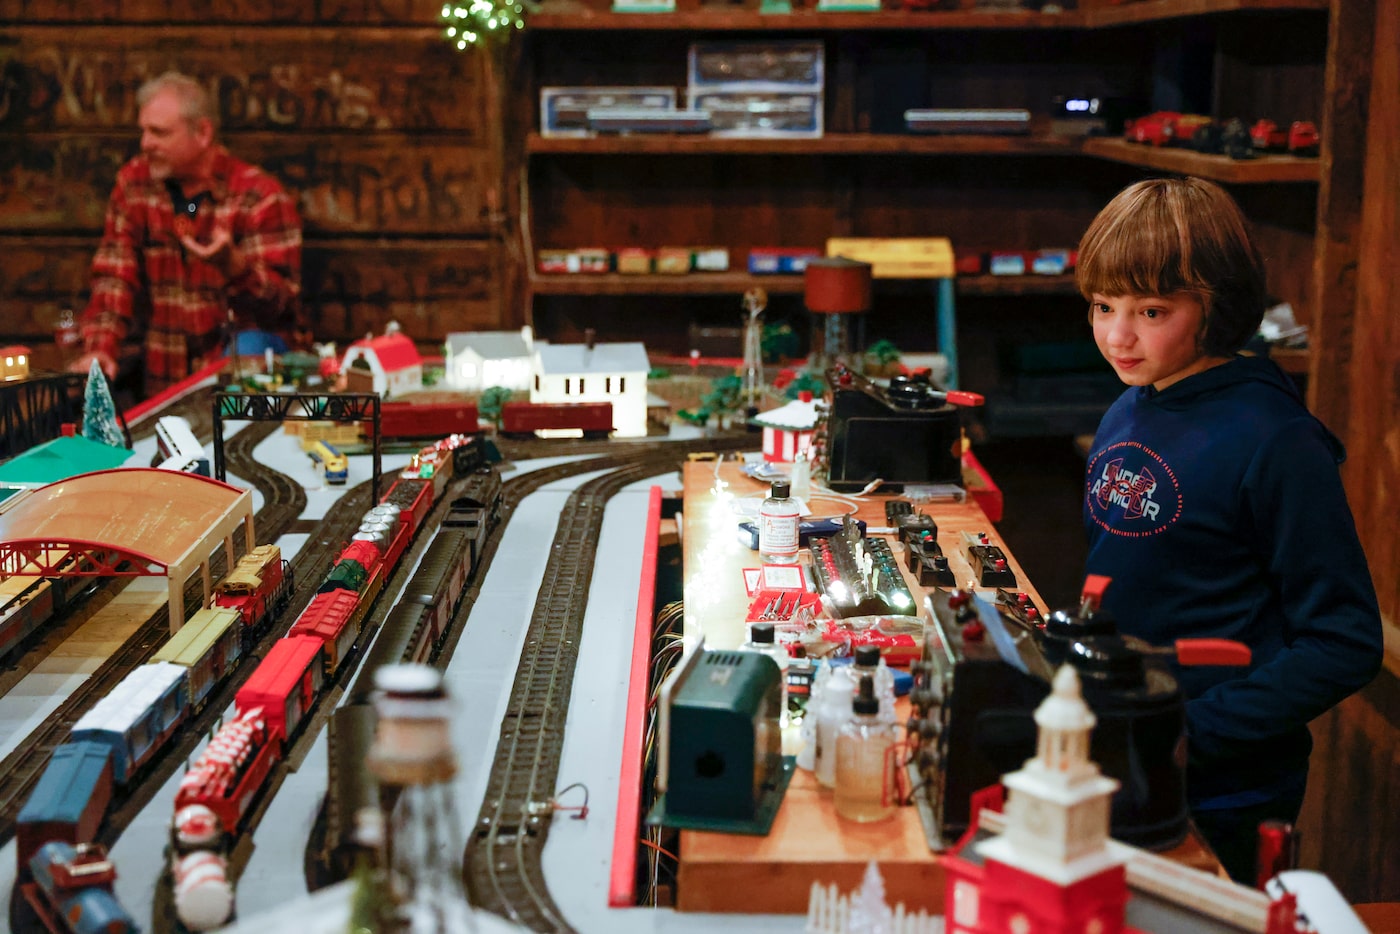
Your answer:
529;0;1325;31
529;4;1071;30
526;132;1081;156
530;271;1083;297
530;272;805;295
529;133;1317;183
1080;138;1320;184
1083;0;1326;28
957;274;1080;297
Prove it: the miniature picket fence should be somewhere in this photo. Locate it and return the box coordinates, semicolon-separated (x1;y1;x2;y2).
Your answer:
804;864;939;934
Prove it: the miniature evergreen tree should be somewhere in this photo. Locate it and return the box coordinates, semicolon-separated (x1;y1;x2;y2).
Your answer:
478;386;514;429
81;358;127;448
848;860;891;934
785;370;825;401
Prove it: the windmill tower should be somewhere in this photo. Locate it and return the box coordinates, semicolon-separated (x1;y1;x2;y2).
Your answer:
741;287;767;412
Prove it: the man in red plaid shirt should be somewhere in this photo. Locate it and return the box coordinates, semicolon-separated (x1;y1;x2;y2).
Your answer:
72;71;305;399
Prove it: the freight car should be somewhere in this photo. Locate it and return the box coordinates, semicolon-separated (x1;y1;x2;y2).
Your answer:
150;607;244;711
374;399;480;440
0;557;103;664
15;743;114;874
19;842;138;934
500;400;614;439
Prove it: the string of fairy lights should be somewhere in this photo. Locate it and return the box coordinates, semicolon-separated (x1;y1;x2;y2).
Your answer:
440;0;527;48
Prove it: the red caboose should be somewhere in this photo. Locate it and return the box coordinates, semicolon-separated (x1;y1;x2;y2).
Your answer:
501;401;614;438
376;400;480;439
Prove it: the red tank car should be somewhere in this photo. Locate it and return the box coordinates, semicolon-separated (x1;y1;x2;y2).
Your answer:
235;634;325;744
501;401;614;438
174;708;277;836
376;400;480;439
288;589;366;678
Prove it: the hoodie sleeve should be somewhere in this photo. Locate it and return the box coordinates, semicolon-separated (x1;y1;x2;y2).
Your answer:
1184;416;1383;764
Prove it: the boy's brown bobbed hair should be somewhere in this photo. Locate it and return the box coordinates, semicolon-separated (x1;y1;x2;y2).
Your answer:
1076;177;1268;357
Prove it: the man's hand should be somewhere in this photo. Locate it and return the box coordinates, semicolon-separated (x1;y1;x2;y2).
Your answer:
181;221;247;279
69;351;117;381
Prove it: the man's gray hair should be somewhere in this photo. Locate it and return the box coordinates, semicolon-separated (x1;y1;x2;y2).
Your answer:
136;71;217;130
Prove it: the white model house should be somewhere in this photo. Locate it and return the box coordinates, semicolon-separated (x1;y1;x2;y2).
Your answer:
443;327;536;392
533;336;650;438
340;328;423;398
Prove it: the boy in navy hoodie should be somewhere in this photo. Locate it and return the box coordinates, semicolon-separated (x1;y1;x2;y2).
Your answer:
1076;177;1382;883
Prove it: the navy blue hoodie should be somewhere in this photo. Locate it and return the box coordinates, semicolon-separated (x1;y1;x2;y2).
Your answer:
1083;355;1382;807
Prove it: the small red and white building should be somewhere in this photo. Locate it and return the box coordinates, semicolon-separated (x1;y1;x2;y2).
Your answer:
751;391;818;463
941;665;1315;934
340;327;423;398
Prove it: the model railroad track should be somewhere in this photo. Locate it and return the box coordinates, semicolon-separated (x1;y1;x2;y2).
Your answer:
0;420;304;847
465;437;748;932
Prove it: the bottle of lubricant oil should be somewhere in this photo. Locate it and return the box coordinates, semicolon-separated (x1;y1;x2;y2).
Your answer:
834;675;899;823
759;480;800;564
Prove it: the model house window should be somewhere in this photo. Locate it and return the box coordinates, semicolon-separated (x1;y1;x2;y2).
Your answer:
620;377;627;392
565;378;572;394
606;377;612;393
535;374;540;392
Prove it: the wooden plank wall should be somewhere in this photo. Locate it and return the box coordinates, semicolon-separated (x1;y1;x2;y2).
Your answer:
0;1;513;370
1299;0;1400;907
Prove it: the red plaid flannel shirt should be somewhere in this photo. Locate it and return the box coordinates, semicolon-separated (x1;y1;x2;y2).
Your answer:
80;146;302;396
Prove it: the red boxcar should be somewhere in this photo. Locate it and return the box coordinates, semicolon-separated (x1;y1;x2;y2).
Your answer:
501;401;614;438
174;708;277;835
235;635;324;743
376;400;479;439
288;589;365;677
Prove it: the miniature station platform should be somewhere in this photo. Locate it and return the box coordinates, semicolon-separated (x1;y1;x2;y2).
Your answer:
675;458;1220;915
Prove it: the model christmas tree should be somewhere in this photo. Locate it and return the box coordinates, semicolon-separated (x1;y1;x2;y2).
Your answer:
82;358;127;449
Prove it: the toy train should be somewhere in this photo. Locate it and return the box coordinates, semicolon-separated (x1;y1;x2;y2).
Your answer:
500;400;613;438
0;557;103;665
11;432;492;931
168;432;496;928
18;842;138;934
155;414;211;476
313;470;502;884
306;439;349;485
15;546;293;869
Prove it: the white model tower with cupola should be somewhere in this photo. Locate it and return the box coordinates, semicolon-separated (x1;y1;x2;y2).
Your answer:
943;664;1130;934
980;664;1124;880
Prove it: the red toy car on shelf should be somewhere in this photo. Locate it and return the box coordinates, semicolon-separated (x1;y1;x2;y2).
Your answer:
1124;111;1212;147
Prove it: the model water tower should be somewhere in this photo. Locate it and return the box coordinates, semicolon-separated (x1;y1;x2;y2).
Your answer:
804;256;872;372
